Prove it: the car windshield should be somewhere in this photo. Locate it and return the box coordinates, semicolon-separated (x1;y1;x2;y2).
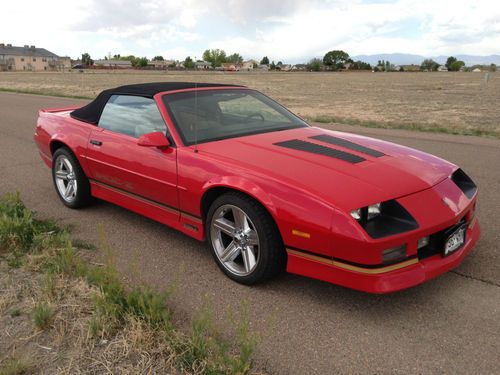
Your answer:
162;89;308;145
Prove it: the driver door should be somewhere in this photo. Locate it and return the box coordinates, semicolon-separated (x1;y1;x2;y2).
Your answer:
85;95;178;216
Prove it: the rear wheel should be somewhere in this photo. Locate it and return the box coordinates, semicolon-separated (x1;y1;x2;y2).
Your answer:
52;148;92;208
206;192;286;284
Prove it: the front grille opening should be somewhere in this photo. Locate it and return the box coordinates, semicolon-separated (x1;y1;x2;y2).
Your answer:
451;169;477;199
418;219;466;260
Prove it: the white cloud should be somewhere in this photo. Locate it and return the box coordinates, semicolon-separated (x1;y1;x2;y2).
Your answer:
0;0;498;61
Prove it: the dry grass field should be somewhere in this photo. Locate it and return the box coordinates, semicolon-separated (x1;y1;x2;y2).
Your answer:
0;70;499;137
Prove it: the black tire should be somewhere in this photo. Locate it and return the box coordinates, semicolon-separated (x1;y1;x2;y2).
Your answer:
52;148;92;209
206;192;286;284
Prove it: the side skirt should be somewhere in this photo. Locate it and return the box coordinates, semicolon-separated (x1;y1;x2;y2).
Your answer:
90;181;205;241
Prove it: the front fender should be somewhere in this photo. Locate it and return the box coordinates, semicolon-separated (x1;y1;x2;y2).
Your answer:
202;176;278;218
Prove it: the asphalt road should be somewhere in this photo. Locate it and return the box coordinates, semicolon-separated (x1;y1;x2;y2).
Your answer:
1;92;499;375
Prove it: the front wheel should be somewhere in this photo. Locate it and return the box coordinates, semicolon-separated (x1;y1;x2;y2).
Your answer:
52;148;92;208
206;192;286;284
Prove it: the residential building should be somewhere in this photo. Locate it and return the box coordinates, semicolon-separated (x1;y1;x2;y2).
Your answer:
93;59;132;69
222;63;240;71
242;60;256;70
437;65;448;72
149;59;175;70
0;43;61;71
195;61;211;70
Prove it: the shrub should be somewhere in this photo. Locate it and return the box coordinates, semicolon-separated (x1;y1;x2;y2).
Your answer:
32;301;54;329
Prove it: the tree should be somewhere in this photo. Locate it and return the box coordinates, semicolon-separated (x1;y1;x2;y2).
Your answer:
153;55;164;61
323;50;350;71
350;60;372;70
184;56;195;69
203;49;226;68
307;58;322;72
226;53;243;64
445;56;457;70
81;53;93;67
132;57;148;68
270;61;277;70
420;59;439;71
260;56;269;65
449;60;465;71
490;63;497;72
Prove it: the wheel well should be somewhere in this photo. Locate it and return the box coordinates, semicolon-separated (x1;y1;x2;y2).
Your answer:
201;187;233;219
201;187;275;223
50;140;69;155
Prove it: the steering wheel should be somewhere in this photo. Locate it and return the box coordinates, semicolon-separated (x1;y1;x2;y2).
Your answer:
245;113;265;122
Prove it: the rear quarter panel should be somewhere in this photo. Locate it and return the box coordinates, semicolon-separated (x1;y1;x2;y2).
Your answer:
35;107;95;174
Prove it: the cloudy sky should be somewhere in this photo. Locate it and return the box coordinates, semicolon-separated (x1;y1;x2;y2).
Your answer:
2;0;499;62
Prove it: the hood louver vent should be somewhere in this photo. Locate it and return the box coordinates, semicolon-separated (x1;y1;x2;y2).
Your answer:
274;139;366;164
310;134;385;157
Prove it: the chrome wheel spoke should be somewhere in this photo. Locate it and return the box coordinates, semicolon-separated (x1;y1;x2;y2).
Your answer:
220;241;241;262
241;246;257;273
213;217;236;236
64;180;75;198
55;170;69;180
232;208;248;231
246;230;259;246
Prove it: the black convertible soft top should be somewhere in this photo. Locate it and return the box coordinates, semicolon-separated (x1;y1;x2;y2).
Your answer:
70;82;245;125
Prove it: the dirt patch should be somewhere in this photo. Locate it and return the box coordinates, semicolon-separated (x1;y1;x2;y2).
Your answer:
0;70;498;137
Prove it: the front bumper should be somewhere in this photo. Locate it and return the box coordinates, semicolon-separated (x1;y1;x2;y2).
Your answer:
286;218;480;294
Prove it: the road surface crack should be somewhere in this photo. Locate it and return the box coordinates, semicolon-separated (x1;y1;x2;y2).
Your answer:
450;270;500;288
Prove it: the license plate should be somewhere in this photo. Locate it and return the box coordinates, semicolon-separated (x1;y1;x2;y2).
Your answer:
443;224;466;257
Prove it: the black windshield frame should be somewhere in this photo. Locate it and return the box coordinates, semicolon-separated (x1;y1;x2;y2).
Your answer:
162;89;309;146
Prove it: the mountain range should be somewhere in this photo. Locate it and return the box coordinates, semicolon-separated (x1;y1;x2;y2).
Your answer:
350;53;500;66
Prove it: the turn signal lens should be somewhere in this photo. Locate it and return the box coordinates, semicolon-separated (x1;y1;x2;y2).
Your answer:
382;245;406;264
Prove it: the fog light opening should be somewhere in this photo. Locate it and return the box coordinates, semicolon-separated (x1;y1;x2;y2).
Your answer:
382;245;407;265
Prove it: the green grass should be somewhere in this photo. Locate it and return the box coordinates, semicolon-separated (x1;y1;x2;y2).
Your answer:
0;357;32;375
0;192;258;374
9;309;22;318
0;87;92;100
32;301;54;329
307;114;499;138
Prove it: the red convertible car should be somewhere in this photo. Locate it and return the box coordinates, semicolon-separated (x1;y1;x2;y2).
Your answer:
34;82;480;293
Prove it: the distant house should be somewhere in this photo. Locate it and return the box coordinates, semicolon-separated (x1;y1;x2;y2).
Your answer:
437;65;448;72
342;62;352;70
292;64;307;71
472;67;481;72
195;61;211;70
222;63;240;71
241;60;256;70
257;64;269;71
278;64;292;71
94;59;132;69
149;59;174;70
0;43;61;71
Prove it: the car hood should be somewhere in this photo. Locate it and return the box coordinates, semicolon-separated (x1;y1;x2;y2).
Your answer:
197;127;456;210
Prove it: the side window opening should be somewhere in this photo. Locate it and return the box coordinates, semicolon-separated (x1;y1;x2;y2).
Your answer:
98;95;167;138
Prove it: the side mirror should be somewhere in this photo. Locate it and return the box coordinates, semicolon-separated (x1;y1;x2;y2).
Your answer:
137;131;170;149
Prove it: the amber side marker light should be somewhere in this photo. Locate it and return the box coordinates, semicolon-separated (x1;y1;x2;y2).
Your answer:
292;229;311;239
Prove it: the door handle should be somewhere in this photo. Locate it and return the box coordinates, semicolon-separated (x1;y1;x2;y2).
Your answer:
90;139;102;146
